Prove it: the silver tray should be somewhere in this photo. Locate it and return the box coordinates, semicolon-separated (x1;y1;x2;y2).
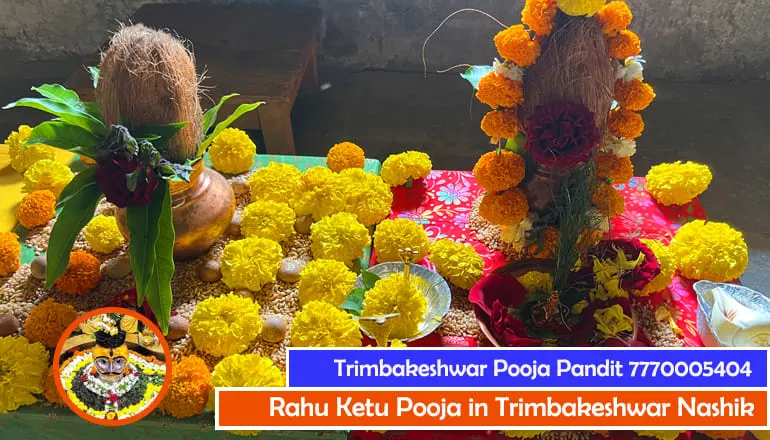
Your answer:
693;280;770;347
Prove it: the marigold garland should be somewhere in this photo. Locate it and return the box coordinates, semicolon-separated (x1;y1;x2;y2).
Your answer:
476;73;524;109
83;214;126;254
592;182;625;218
608;29;642;60
608;108;644;139
374;218;430;263
362;273;428;339
429;239;484;289
645;161;712;206
5;125;56;174
310;212;371;264
494;24;541;67
596;153;633;184
208;128;256;174
0;231;21;276
638;239;676;295
481;110;519;141
473;150;526;192
0;336;49;413
22;159;74;197
327;142;366;172
23;299;78;348
43;366;64;406
291;300;362;347
478;189;529;226
247;162;302;205
16;190;56;229
595;1;632;35
240;200;296;242
298;259;357;307
556;0;606;16
529;226;559;259
380;151;433;187
521;0;558;36
159;355;212;419
55;250;101;295
614;78;655;111
670;220;748;282
220;237;283;291
599;132;636;158
190;293;264;357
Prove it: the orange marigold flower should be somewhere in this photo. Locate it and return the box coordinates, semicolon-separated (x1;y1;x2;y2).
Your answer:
55;250;101;295
593;182;625;218
614;79;655;111
473;150;526;192
596;154;634;184
595;1;633;35
24;299;78;348
326;142;365;172
16;190;56;229
522;0;558;36
159;355;213;419
529;226;559;259
476;73;524;109
43;366;64;406
494;25;541;67
608;29;641;60
608;108;644;139
478;188;529;225
481;110;519;140
0;231;21;276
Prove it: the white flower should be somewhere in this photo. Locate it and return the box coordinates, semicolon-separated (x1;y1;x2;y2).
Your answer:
500;212;537;249
616;56;645;82
493;58;523;81
599;133;637;158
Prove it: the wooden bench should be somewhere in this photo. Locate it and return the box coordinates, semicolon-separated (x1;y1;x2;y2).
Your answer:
65;3;323;155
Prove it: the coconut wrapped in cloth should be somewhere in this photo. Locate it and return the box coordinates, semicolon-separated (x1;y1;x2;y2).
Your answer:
96;24;203;163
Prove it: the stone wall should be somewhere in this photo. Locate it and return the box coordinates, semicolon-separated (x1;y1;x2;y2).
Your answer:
1;0;769;80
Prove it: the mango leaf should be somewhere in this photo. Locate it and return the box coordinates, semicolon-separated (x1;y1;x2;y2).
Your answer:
56;165;98;209
131;122;187;150
126;184;166;302
31;84;82;108
83;102;102;121
27;121;100;158
3;97;105;136
198;101;263;156
88;67;100;88
202;93;239;135
361;269;381;290
340;288;366;316
460;65;494;90
505;133;527;153
45;184;103;288
142;181;175;334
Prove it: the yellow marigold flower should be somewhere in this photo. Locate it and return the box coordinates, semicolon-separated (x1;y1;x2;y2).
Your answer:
596;153;634;184
291;300;362;347
327;142;365;172
240;200;295;242
0;232;20;276
208;128;256;174
615;78;655;111
481;109;519;140
381;151;432;187
609;29;642;60
503;431;548;439
22;159;74;197
670;220;748;282
476;73;524;109
55;250;101;295
298;259;357;307
592;182;625;218
517;271;553;295
596;1;633;35
608;108;644;139
594;304;633;338
16;190;56;229
310;212;371;264
429;239;484;289
43;366;64;406
635;431;684;440
478;188;529;226
556;0;606;16
390;339;407;347
5;125;56;174
493;24;540;67
334;168;393;226
294;166;338;219
220;237;283;291
159;355;212;419
473;150;526;192
638;239;676;295
247;162;301;205
83;215;125;254
528;226;559;259
190;293;263;357
0;336;49;413
522;0;558;36
362;273;427;339
645;161;712;206
374;218;429;263
23;299;78;348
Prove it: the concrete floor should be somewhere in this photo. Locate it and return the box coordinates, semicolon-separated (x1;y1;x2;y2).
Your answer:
1;60;767;291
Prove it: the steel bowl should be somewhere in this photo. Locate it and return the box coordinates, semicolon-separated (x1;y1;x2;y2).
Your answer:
693;280;770;347
354;262;451;343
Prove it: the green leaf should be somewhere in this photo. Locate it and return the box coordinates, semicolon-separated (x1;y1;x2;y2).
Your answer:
361;269;381;290
4;97;105;136
460;65;494;90
45;184;103;288
142;181;175;334
202;93;239;135
88;67;100;88
340;288;366;316
131;122;187;149
198;101;263;156
56;165;98;209
31;84;82;108
126;186;166;302
505;133;527;153
27;121;100;158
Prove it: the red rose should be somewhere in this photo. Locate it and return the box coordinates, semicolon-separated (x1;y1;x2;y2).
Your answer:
95;154;158;208
524;101;601;169
469;272;538;347
491;300;542;347
588;238;661;291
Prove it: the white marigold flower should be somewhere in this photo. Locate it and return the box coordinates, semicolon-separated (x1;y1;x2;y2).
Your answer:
493;58;524;82
500;212;537;248
616;56;645;82
599;133;637;158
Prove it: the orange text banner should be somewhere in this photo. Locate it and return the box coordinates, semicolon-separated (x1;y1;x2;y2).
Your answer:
216;389;768;430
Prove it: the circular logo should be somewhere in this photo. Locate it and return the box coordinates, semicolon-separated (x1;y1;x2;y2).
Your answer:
53;307;172;426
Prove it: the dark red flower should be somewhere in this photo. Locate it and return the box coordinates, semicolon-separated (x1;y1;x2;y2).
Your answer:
95;154;158;208
588;238;661;291
105;288;159;325
491;300;542;347
469;272;537;347
524;101;600;169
